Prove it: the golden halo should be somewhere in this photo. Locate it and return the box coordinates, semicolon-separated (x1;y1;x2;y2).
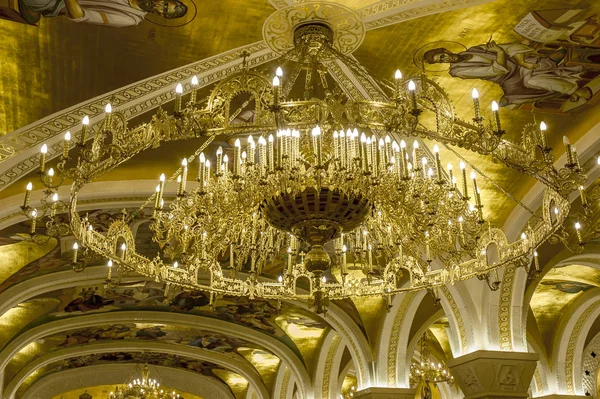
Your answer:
145;0;197;28
262;1;365;58
413;41;468;73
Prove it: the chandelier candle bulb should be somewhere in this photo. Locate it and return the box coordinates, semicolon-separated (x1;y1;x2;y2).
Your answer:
233;139;241;176
80;115;89;145
51;192;58;217
222;154;229;178
341;245;347;274
408;80;418;111
158;173;166;205
370;135;378;172
198;153;206;183
120;243;127;259
491;101;501;132
215;146;223;177
333;131;340;162
72;242;78;263
272;76;280;106
421;157;428;179
104;103;112;130
433;145;442;182
204;160;211;185
563;136;575;167
63;131;71;159
39;144;48;173
533;250;539;271
257;138;266;174
179;158;188;195
241;151;247;175
175;83;183;113
107;260;113;280
471;88;481;121
360;133;367;172
348;130;356;167
521;232;528;251
385;135;392;166
579;185;588;207
394;69;402;97
447;164;454;189
575;222;584;245
190;75;199;104
339;130;347;169
470;171;481;206
153;185;161;216
246;136;255;166
460;161;468;200
539;121;548;149
400;140;408;178
412;141;420;171
267;134;274;172
23;182;33;208
366;137;373;173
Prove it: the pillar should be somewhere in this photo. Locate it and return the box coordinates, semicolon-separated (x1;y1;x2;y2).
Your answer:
448;350;538;399
354;387;416;399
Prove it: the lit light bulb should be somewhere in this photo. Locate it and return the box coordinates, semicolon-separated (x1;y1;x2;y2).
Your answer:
408;80;416;91
400;140;406;149
394;69;402;80
73;242;78;250
160;173;166;182
191;75;199;85
272;76;280;87
575;222;581;230
47;168;54;177
433;144;439;153
108;260;113;267
471;88;479;99
540;121;547;131
52;193;58;202
182;158;187;166
470;171;476;179
26;182;33;191
175;83;183;94
276;66;283;77
491;101;499;111
173;261;178;268
105;103;112;113
459;161;466;170
64;131;71;141
82;115;89;125
41;144;48;154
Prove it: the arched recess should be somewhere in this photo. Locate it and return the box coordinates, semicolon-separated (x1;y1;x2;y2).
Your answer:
21;363;234;399
3;341;269;399
528;337;553;396
439;283;473;355
291;300;373;389
553;290;600;395
0;311;311;399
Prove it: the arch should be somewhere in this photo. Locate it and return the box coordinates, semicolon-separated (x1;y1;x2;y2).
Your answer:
313;330;344;398
553;290;600;394
4;341;268;399
0;311;311;399
582;331;600;398
21;364;234;399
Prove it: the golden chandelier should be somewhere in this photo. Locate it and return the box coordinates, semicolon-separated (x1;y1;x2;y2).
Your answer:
108;364;180;399
21;21;587;311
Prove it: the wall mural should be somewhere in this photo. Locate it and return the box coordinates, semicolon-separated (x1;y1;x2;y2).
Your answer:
419;8;600;113
14;351;243;399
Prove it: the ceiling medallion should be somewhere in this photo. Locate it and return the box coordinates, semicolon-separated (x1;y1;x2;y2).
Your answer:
21;10;588;313
262;1;365;58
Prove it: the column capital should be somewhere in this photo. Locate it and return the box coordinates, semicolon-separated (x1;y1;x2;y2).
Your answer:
534;395;588;399
447;350;539;399
354;387;417;399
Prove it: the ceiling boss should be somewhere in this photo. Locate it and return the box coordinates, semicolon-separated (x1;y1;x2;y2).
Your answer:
22;3;587;313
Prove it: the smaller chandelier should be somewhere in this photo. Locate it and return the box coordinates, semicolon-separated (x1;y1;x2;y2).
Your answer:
409;332;453;386
108;364;180;399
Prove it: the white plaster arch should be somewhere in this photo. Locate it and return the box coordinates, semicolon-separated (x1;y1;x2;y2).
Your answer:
0;311;312;399
527;337;554;396
313;330;346;398
439;284;472;356
4;340;269;399
377;290;425;388
405;309;446;367
291;300;373;389
21;363;234;399
553;290;600;394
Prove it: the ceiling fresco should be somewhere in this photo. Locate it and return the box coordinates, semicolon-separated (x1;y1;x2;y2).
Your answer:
15;351;235;398
51;387;205;399
531;264;600;357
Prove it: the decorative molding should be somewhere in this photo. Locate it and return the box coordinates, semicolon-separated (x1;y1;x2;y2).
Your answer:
499;263;517;351
440;285;469;353
387;292;417;387
358;0;495;30
582;332;600;398
322;335;341;398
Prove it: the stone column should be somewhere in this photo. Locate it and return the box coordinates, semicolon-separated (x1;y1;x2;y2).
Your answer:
535;395;588;399
353;387;416;399
447;350;538;399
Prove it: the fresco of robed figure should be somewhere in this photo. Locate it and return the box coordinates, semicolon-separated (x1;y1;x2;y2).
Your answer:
423;40;592;107
17;0;187;27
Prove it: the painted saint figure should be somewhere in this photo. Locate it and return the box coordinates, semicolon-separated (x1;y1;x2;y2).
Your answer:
424;41;592;106
18;0;187;27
